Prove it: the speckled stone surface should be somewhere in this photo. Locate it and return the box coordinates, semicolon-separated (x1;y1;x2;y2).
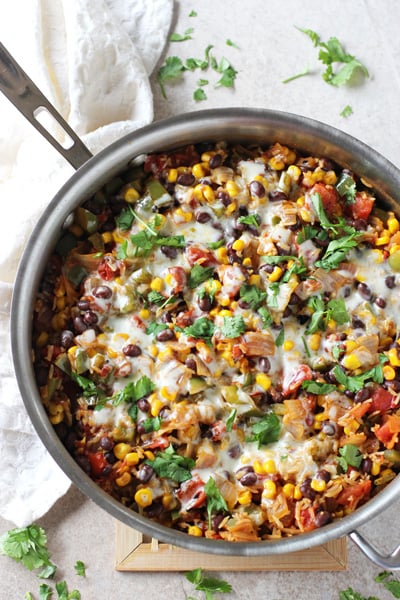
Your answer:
2;1;400;598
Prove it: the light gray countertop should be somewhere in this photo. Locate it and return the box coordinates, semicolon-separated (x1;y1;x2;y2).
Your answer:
2;1;400;598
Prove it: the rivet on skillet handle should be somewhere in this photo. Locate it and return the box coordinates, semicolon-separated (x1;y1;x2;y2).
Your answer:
350;531;400;569
0;42;93;170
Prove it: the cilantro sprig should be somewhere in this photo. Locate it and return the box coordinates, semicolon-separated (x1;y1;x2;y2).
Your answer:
0;525;57;579
247;413;281;448
306;295;350;334
185;567;232;600
333;355;387;392
337;444;363;472
204;477;228;530
146;445;195;482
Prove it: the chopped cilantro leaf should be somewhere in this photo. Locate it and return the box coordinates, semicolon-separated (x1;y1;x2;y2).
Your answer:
184;317;216;343
340;104;354;118
141;415;162;433
194;88;207;101
275;327;285;347
154;235;186;248
226;38;240;49
239;284;267;310
375;571;400;598
146;445;195;482
301;380;336;394
112;376;156;409
282;64;310;84
220;315;246;338
306;296;349;334
258;306;273;328
205;477;228;529
146;321;168;338
157;56;185;98
188;10;197;17
188;263;215;288
207;238;225;250
169;28;194;42
186;568;232;597
74;560;86;577
338;444;363;472
315;233;361;271
116;205;135;230
214;57;237;88
333;355;387;392
336;172;357;204
247;413;281;448
237;213;260;227
39;584;52;600
226;408;237;432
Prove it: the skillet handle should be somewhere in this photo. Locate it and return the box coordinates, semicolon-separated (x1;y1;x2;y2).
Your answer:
350;530;400;570
0;42;92;170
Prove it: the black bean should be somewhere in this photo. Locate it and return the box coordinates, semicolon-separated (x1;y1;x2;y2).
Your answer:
209;153;222;169
123;344;142;357
161;312;173;323
73;316;87;334
177;172;195;186
343;286;351;298
185;357;197;372
352;317;365;329
36;366;49;386
375;297;386;309
60;329;75;349
354;387;372;404
217;190;231;206
83;310;98;325
137;397;150;412
145;501;163;518
357;282;372;300
385;275;396;289
353;218;367;231
240;471;258;486
77;299;90;310
360;457;372;474
76;454;91;474
160;245;178;259
227;444;241;459
258;357;271;373
156;328;176;342
100;437;114;451
314;511;332;528
137;464;154;483
316;469;331;483
238;300;250;309
268;190;288;202
105;452;117;465
212;514;224;531
93;285;113;299
321;420;337;436
195;211;211;223
300;478;315;500
198;294;212;312
249;180;266;198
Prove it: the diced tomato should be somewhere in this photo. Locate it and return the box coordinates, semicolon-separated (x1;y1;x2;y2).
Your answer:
311;183;342;219
282;364;313;398
98;257;120;281
142;436;170;450
186;245;217;267
369;387;396;413
336;480;372;510
209;420;227;442
374;415;400;449
168;266;187;293
298;507;317;532
349;191;375;221
177;475;206;511
88;451;109;477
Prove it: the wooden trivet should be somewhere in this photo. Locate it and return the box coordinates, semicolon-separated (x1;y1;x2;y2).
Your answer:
115;521;347;572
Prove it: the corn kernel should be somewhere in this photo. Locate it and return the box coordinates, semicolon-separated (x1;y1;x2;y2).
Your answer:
282;483;295;498
299;207;312;222
125;452;139;466
324;171;337;185
144;450;155;460
269;157;285;170
69;223;84;237
371;249;384;264
116;472;132;487
107;347;119;359
296;195;305;207
248;274;260;286
49;412;64;425
311;478;326;492
283;340;294;351
114;443;131;460
287;165;301;181
238;490;252;505
345;339;358;352
160;386;177;402
162;493;175;509
102;231;114;243
232;238;245;252
383;365;396;380
388;216;400;234
242;257;252;267
123;187;140;203
225;180;240;197
158;348;174;362
226;201;237;215
139;308;150;320
151;398;165;417
36;331;49;347
309;333;321;352
255;373;272;391
388;347;400;367
188;525;203;536
149;344;159;357
219;309;233;317
253;460;266;475
216;247;229;264
263;459;277;474
376;232;391;246
134;487;153;507
371;461;381;476
167;168;178;183
315;412;328;422
342;353;362;370
390;244;400;255
262;480;277;499
294;485;303;500
175;207;192;222
150;277;164;292
268;266;283;282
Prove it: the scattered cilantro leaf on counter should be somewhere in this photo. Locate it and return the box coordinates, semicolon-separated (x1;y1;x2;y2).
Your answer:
188;263;215;288
339;589;379;600
205;477;229;529
169;27;194;42
186;567;232;599
189;10;197;17
0;525;57;579
215;57;237;88
226;39;240;49
247;413;281;448
25;593;34;600
74;561;86;577
338;444;363;472
282;64;310;84
56;580;81;600
297;27;369;86
146;445;195;482
375;571;400;598
221;315;246;338
157;56;186;98
39;583;53;600
194;87;207;101
341;104;354;118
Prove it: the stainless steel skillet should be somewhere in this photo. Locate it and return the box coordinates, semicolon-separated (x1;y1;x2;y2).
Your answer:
2;42;400;567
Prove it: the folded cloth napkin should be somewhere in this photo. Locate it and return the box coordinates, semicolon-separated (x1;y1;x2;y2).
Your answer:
0;0;173;527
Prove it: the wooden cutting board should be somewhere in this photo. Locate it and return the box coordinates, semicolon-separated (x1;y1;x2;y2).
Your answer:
115;521;347;572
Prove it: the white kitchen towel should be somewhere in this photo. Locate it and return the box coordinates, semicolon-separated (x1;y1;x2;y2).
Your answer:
0;0;173;527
